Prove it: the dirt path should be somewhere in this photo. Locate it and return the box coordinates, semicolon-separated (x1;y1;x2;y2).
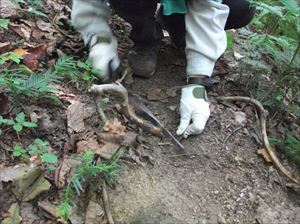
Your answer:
107;46;300;224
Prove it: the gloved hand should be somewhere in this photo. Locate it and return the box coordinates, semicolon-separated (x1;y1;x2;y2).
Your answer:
176;85;210;138
88;35;120;82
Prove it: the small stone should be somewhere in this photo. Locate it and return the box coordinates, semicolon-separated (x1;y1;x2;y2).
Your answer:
234;111;247;125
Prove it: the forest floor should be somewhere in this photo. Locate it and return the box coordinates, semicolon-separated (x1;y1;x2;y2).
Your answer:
0;0;300;223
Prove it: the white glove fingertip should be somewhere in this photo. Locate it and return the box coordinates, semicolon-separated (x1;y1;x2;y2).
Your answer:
176;117;190;136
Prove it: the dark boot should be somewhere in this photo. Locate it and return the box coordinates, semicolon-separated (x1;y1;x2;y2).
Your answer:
128;45;158;78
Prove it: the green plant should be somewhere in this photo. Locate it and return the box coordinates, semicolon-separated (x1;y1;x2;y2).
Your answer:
0;112;37;139
0;19;10;30
57;149;122;220
0;52;23;64
10;0;46;17
0;55;100;102
239;0;300;117
270;134;300;166
13;138;58;169
55;56;100;89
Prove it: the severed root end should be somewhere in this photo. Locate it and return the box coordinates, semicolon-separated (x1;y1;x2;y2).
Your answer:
89;84;129;104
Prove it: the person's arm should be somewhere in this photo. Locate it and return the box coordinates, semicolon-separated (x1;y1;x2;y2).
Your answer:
177;0;229;137
71;0;120;81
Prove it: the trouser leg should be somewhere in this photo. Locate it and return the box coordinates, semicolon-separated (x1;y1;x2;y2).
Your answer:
161;0;255;48
109;0;163;46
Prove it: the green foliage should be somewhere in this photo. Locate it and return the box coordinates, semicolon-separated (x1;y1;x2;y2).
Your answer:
13;138;58;167
54;56;99;89
239;0;300;116
0;52;23;64
0;55;99;102
0;112;37;137
270;134;300;166
57;149;123;220
10;0;46;17
0;19;10;30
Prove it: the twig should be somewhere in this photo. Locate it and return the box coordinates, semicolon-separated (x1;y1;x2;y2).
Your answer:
218;96;300;185
223;125;245;144
102;181;114;224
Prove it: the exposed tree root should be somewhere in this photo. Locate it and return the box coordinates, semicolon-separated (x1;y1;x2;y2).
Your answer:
217;96;300;185
102;181;114;224
89;84;162;135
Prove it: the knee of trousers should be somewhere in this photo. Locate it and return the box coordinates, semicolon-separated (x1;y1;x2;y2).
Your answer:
223;0;256;29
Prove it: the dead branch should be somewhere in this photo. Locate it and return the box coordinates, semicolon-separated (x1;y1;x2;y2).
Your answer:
217;96;300;185
102;181;114;224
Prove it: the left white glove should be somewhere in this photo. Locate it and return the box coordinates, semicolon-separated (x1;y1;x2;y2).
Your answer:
176;85;210;138
88;35;120;82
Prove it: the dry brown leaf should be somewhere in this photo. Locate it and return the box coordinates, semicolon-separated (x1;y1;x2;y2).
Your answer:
23;44;48;70
147;88;169;102
96;141;120;160
9;23;32;41
257;148;272;163
67;101;86;134
76;138;101;154
166;86;181;97
54;157;80;189
103;118;126;135
0;42;12;54
13;48;29;57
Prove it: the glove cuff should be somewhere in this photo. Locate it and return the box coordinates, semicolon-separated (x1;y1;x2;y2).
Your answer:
186;76;213;90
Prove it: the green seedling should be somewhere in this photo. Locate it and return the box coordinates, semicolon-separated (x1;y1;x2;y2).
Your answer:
0;19;10;29
0;112;37;139
13;138;58;169
57;149;123;220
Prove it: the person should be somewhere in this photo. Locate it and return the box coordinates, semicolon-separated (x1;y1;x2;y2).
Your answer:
71;0;255;138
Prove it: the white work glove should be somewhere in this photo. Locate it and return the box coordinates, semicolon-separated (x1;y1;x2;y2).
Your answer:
176;85;210;138
88;35;120;82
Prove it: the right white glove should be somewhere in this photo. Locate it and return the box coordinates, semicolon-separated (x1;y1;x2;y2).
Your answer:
88;35;120;82
176;85;210;138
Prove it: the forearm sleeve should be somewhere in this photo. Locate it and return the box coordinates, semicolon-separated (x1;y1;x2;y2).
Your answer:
185;0;229;77
71;0;112;46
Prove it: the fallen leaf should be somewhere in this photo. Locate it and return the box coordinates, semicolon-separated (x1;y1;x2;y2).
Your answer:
0;92;9;115
1;203;22;224
64;134;83;153
76;138;101;154
14;173;51;202
55;157;80;189
147;88;169;102
13;48;29;57
0;164;51;201
67;101;86;134
0;164;41;182
103;118;126;135
166;86;181;97
9;22;32;41
85;200;105;224
257;148;272;163
23;44;48;70
38;200;66;222
0;42;12;54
